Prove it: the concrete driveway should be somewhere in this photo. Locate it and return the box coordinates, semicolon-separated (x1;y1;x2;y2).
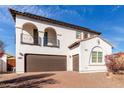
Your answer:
0;71;124;88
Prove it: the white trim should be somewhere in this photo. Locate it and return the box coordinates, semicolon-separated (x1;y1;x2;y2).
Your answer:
90;46;104;65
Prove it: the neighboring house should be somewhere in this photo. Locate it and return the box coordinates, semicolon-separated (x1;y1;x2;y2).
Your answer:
0;54;7;72
0;53;15;72
7;55;16;71
9;8;113;73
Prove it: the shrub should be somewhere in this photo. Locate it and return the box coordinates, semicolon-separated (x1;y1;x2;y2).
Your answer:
105;52;124;73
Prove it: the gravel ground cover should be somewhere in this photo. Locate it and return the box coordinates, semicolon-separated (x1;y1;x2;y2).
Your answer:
0;71;124;88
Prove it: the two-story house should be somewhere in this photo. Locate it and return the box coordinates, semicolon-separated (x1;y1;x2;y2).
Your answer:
9;8;113;73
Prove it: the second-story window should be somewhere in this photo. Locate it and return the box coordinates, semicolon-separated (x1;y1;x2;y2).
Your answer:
76;31;81;39
84;33;88;39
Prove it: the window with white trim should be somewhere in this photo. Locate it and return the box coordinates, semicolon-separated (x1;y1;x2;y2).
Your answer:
76;31;81;39
98;52;103;63
91;47;103;63
92;51;97;63
83;33;88;39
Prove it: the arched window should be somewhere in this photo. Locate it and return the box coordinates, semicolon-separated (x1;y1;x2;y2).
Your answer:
44;27;57;46
22;22;38;45
91;46;103;63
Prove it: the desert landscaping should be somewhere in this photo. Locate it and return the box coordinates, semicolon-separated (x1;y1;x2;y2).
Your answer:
0;71;124;88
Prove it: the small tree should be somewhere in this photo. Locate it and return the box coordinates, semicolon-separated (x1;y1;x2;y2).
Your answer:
105;52;124;73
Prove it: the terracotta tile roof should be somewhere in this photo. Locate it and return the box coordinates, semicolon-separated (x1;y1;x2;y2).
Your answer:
68;36;113;48
9;8;101;35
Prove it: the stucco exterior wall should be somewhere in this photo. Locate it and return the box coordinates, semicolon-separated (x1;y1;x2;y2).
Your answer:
67;46;79;71
79;37;112;72
15;15;98;73
16;15;77;55
15;14;109;73
15;15;76;72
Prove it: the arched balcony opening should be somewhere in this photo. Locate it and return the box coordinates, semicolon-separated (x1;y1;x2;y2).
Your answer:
21;22;40;45
44;27;59;47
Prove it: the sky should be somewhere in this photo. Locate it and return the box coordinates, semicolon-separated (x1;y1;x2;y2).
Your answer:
0;5;124;56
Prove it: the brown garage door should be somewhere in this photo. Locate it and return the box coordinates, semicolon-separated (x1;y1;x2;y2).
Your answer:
25;54;66;72
73;54;79;71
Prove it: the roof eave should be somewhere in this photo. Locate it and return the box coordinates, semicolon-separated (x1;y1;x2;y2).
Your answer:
8;8;101;35
68;36;113;49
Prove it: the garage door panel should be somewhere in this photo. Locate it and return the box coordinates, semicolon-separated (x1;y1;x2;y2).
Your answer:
26;54;66;72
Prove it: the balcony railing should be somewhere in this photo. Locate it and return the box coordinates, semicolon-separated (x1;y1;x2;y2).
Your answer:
21;33;60;47
43;38;60;47
21;33;41;45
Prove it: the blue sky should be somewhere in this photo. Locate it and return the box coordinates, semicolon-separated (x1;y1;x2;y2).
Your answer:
0;5;124;55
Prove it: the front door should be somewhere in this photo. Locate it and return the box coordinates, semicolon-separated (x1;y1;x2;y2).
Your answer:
73;54;79;71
